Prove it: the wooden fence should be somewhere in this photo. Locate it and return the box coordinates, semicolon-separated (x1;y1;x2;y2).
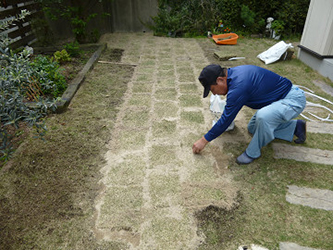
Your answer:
0;0;42;49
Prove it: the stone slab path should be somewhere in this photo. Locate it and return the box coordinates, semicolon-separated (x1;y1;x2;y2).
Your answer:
307;121;333;134
286;185;333;211
272;143;333;165
280;242;322;250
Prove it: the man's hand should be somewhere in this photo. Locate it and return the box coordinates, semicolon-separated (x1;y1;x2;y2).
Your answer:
192;137;209;154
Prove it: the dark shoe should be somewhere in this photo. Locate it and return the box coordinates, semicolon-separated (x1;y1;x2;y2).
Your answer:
236;152;255;165
294;120;306;144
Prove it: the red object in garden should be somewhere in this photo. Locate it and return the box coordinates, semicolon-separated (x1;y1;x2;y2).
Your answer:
212;33;239;45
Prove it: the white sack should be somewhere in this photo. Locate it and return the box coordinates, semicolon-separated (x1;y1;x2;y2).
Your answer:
210;94;234;131
257;41;293;64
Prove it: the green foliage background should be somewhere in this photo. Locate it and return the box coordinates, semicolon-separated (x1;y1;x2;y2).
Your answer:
151;0;310;37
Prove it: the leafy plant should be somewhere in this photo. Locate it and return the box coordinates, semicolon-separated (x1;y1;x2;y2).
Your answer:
271;20;285;37
37;0;111;43
31;55;67;98
64;41;81;57
150;0;309;38
54;49;71;63
1;48;57;163
1;10;61;163
241;5;255;29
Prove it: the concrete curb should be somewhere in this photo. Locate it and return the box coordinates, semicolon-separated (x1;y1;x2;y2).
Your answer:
55;43;107;113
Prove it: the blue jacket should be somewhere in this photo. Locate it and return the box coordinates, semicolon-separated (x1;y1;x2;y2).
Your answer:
204;65;292;142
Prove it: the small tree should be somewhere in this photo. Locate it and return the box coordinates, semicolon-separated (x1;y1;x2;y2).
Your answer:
37;0;112;43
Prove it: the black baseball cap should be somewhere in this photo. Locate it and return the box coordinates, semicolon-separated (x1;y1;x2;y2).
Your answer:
198;64;223;98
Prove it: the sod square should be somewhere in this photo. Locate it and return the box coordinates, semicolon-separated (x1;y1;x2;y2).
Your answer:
123;109;150;127
116;129;146;151
178;74;196;82
152;119;177;138
105;155;146;185
179;83;199;93
157;78;176;88
179;94;202;107
180;111;204;124
99;186;143;230
149;173;181;207
149;145;177;166
141;210;195;249
132;82;153;93
154;101;178;119
155;88;177;101
136;74;154;82
128;94;152;107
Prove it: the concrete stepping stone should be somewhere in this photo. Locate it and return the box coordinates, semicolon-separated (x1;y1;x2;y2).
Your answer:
312;80;333;97
286;185;333;211
272;143;333;165
307;121;333;135
280;242;322;250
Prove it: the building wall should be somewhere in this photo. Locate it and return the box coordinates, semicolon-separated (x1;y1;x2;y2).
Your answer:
300;0;333;56
298;0;333;81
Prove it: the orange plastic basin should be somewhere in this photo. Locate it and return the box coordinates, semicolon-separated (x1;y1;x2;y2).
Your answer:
212;33;239;45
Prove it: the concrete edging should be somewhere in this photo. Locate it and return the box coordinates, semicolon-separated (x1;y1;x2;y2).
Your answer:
55;43;107;113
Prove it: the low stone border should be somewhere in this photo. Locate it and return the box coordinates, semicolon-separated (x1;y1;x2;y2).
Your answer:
55;43;107;113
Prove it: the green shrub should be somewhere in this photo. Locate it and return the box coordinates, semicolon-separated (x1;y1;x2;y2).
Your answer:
150;0;310;38
1;48;57;163
31;55;67;98
64;41;81;57
54;49;71;63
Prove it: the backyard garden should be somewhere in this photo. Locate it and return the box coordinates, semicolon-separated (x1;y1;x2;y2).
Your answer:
1;0;332;249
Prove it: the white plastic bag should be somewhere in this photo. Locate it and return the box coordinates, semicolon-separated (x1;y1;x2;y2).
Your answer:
257;41;293;64
210;94;234;131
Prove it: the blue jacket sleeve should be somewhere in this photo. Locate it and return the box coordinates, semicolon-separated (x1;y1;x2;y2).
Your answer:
204;92;248;142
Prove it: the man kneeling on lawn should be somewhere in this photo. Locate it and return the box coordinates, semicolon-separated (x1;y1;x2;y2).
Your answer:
192;64;307;164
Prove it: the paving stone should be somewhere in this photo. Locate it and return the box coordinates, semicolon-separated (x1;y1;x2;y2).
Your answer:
272;143;333;165
286;185;333;211
280;242;321;250
307;121;333;135
312;80;333;97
